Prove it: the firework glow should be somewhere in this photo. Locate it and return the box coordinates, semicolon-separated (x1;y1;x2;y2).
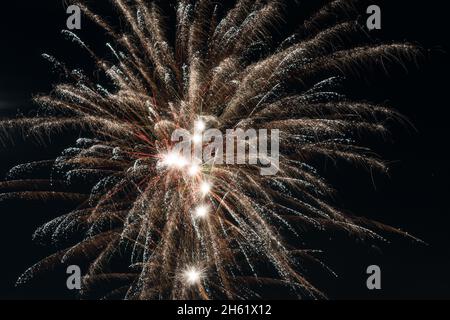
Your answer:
0;0;423;299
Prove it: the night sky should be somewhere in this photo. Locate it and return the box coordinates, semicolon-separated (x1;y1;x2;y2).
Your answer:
0;1;449;299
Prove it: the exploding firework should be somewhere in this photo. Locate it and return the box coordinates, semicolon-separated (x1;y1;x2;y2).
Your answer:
0;0;422;299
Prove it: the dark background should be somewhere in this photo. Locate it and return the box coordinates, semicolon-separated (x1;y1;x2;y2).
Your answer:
0;0;449;299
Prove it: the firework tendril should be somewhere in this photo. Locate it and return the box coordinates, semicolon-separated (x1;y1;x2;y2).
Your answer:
0;0;422;299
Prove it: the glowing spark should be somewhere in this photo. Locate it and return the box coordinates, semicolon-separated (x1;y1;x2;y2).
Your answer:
188;164;201;176
183;267;203;286
194;205;210;219
162;152;188;169
192;133;203;145
199;181;212;196
194;119;206;132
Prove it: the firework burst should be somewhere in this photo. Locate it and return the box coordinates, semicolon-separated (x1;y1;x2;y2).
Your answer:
0;0;422;299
